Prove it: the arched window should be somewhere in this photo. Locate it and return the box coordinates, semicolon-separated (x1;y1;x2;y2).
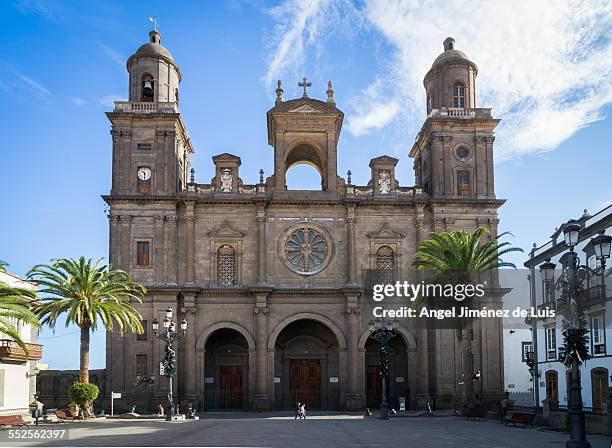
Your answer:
217;244;237;286
376;246;395;284
141;75;154;102
427;95;433;114
453;82;465;108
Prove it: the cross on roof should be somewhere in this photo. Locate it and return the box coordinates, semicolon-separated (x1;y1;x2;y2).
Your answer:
298;77;312;98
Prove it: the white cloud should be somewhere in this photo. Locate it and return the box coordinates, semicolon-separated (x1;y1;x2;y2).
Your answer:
346;79;401;136
96;95;122;108
262;0;361;87
263;0;612;160
10;70;52;96
16;0;54;21
71;97;85;106
99;44;126;73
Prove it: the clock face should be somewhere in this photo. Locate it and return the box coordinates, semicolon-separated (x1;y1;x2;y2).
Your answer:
137;167;152;181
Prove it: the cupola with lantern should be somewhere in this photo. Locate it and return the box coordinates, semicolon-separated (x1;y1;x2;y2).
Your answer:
126;29;182;103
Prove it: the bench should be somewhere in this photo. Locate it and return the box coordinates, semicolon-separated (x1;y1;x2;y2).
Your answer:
55;410;82;422
505;411;536;427
0;415;30;429
465;407;488;420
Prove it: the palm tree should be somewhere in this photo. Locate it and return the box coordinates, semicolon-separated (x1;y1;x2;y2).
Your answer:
0;281;40;354
413;227;522;407
28;257;146;384
0;260;8;272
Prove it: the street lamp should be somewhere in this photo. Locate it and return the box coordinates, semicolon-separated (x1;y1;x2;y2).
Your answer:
368;318;398;420
539;258;556;305
591;231;611;266
152;307;187;421
563;220;581;249
543;225;610;448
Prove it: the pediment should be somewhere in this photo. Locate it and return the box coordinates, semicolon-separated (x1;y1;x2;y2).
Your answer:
207;221;244;238
367;224;405;239
287;104;323;114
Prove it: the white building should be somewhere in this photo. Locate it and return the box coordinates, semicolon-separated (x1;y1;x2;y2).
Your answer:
0;270;43;416
500;269;533;402
525;205;611;413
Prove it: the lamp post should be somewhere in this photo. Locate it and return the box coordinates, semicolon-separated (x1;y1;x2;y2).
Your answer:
152;307;187;421
538;223;610;448
368;318;398;420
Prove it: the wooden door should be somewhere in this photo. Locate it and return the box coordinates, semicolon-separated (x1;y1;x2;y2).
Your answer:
289;360;321;409
366;366;382;409
592;369;608;415
546;371;558;401
219;366;243;409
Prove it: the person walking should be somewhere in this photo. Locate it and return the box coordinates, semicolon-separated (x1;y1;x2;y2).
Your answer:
295;402;301;420
500;391;511;423
300;403;306;420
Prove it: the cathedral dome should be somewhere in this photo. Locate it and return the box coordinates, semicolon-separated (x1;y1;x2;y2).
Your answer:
127;30;176;68
429;37;477;75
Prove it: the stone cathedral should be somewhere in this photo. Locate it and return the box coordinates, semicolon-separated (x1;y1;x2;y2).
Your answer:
105;31;506;412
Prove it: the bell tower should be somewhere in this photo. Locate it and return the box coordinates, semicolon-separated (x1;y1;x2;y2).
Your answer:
266;79;344;193
410;38;499;199
107;29;193;196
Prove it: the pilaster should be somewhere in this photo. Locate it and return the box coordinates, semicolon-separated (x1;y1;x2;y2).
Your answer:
253;289;271;410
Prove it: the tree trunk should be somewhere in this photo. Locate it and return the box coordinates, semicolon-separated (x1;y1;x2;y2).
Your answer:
462;325;474;407
80;326;90;383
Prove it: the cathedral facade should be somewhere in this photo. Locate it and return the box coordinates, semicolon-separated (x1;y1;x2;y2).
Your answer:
105;32;506;411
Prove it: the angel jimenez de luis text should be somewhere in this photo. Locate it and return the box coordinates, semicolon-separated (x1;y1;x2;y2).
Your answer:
373;306;555;320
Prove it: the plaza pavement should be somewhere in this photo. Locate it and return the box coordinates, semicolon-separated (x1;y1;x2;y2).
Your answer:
3;413;611;448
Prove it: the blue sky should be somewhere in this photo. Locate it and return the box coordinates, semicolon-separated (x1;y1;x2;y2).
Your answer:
0;0;611;370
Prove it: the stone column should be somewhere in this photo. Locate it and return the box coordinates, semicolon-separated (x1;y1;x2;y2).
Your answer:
326;130;337;191
180;295;197;402
256;205;266;285
155;130;166;192
120;215;131;271
346;205;357;285
442;135;452;194
120;130;132;194
430;135;443;196
185;202;195;285
153;216;164;284
110;130;120;194
475;135;486;197
253;291;270;410
415;210;431;407
165;215;177;284
485;136;495;196
344;290;362;410
108;214;119;267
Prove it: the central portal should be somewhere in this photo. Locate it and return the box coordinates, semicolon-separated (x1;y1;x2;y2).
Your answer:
289;359;321;408
274;319;340;410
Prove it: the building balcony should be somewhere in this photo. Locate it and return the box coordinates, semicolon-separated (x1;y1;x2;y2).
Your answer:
113;101;179;114
0;339;43;363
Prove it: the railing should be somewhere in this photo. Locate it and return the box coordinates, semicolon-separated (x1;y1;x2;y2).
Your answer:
428;107;492;119
0;339;43;362
113;101;179;114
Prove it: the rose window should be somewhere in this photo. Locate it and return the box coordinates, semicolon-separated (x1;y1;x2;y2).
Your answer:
284;227;329;274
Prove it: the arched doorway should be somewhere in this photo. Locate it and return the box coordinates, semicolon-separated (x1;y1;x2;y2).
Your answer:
273;319;341;410
364;335;409;410
203;329;250;410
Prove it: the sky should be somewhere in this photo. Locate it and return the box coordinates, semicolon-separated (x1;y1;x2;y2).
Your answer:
0;0;611;370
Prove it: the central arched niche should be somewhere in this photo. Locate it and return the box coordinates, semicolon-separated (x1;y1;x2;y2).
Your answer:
204;328;250;410
273;319;340;410
284;142;326;190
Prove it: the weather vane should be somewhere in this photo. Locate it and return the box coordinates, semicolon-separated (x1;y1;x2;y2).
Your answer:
149;16;158;31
